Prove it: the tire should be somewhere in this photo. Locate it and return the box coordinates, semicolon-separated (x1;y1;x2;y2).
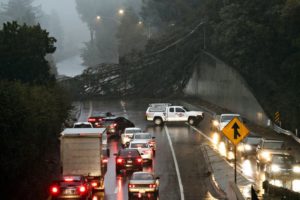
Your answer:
188;117;196;125
154;117;163;126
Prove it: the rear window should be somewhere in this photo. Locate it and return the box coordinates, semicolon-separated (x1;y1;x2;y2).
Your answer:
73;124;92;128
120;149;140;156
132;173;154;180
134;134;151;140
125;129;142;134
130;143;149;148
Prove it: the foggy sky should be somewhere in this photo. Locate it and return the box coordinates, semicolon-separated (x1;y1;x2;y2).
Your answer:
35;0;89;47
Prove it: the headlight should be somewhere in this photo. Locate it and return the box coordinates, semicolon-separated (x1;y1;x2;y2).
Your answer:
271;164;280;172
213;120;219;127
261;151;271;161
244;144;252;151
237;145;244;152
293;166;300;173
228;151;234;160
212;133;219;145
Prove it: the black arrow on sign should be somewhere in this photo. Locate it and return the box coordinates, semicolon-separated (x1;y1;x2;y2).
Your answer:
232;123;241;139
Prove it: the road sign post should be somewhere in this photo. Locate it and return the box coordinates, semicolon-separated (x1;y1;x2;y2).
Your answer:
222;117;250;183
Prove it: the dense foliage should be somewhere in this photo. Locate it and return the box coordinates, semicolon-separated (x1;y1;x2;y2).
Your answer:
0;21;56;84
0;21;71;199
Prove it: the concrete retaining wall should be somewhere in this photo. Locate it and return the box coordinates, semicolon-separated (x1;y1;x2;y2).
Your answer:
184;51;269;126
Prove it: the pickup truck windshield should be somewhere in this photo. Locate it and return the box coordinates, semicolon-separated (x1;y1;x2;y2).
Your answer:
220;115;242;122
263;142;284;149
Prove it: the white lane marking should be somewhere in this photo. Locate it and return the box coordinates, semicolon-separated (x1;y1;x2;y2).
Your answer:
189;124;214;143
120;100;128;118
114;186;118;194
164;126;185;200
88;101;93;117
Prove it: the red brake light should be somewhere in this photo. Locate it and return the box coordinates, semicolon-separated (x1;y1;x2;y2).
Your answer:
149;184;156;188
128;184;135;188
64;178;73;182
78;185;86;193
136;158;142;163
117;158;124;163
88;118;96;122
103;158;108;163
50;186;59;195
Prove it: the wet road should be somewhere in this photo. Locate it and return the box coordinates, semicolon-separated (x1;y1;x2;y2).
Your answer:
77;99;218;200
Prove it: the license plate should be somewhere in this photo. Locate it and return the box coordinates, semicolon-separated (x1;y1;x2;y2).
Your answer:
140;190;145;194
64;189;75;194
127;160;132;163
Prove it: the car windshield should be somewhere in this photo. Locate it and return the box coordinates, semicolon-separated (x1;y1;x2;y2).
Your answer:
220;115;241;122
272;155;294;164
134;134;151;139
263;141;284;149
245;137;261;145
132;173;154;180
126;129;141;134
131;143;148;148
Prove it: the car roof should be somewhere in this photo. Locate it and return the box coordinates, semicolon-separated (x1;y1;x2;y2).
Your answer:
220;113;241;116
74;122;91;124
130;139;149;143
125;127;141;130
263;139;285;142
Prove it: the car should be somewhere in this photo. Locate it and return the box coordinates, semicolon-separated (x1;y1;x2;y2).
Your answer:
212;113;243;132
256;139;290;170
237;134;263;158
73;122;93;128
114;149;143;174
49;175;92;200
265;153;300;179
121;127;142;147
128;172;159;200
102;116;135;136
132;132;156;154
128;140;153;164
88;112;114;127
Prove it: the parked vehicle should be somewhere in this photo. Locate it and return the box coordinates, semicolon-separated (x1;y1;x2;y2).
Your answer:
121;127;142;147
114;149;143;175
146;104;204;126
60;128;107;191
102;116;135;136
49;175;93;200
128;172;159;200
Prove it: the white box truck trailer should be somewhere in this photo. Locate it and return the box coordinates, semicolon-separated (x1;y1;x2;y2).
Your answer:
60;128;107;191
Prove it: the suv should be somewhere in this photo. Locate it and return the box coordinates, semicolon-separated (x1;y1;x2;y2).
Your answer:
265;153;298;179
102;116;135;136
256;139;289;170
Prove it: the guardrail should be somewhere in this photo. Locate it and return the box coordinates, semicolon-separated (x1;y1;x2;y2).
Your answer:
272;123;300;144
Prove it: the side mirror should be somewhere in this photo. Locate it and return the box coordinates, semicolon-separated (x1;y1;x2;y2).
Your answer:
156;176;160;179
140;153;144;155
152;136;156;139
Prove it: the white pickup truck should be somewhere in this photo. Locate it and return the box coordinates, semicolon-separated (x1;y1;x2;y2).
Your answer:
146;103;204;126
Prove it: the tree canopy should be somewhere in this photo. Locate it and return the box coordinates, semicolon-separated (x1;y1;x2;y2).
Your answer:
0;21;56;84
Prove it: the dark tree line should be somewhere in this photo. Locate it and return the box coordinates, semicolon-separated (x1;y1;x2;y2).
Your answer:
0;21;71;199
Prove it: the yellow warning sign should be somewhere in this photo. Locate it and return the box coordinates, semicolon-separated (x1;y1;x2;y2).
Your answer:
222;117;249;146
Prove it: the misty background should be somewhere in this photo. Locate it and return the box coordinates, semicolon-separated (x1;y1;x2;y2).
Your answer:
0;0;142;76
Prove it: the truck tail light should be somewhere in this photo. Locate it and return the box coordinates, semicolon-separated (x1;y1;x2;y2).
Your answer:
50;185;59;195
103;158;108;163
128;184;135;188
78;185;86;194
136;158;143;163
149;184;156;188
117;158;124;163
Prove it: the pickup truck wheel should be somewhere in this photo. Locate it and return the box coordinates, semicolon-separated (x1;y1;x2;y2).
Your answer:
188;117;196;125
154;117;163;126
